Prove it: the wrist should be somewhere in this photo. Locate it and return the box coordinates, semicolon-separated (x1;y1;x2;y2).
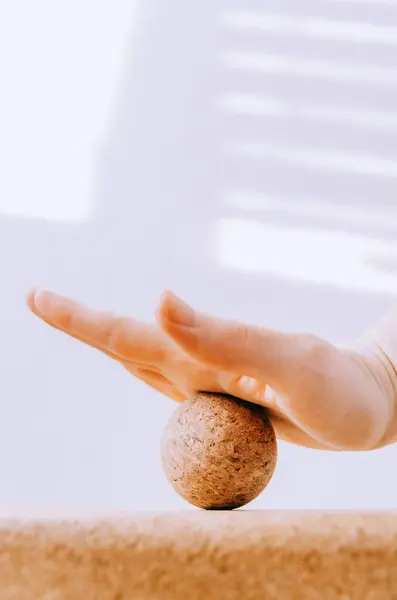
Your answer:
363;307;397;400
350;309;397;446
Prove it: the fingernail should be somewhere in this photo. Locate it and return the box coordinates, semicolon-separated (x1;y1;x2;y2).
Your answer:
32;288;49;315
166;292;197;328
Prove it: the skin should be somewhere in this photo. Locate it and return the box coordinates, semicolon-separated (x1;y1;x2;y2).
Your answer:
27;288;397;452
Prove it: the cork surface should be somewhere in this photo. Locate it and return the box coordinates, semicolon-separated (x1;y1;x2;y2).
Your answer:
1;511;397;600
161;393;277;509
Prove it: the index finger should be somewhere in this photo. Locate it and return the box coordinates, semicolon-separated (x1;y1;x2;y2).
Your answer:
27;288;171;365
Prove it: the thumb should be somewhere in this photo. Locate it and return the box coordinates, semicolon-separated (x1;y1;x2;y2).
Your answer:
157;291;319;392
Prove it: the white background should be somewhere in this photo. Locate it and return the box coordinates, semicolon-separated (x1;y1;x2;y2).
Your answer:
0;0;397;516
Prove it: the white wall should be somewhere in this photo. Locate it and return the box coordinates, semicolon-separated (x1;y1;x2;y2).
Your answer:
0;0;397;516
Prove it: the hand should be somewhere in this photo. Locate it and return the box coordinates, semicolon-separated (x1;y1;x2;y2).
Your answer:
27;288;396;451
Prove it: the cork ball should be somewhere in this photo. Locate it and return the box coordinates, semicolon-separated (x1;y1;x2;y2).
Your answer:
161;392;277;510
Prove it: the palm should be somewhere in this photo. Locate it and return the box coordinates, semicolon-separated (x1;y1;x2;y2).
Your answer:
27;289;393;451
124;341;390;451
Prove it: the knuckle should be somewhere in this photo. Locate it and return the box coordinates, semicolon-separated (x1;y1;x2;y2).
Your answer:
302;335;335;371
231;322;253;350
289;336;336;399
105;315;126;352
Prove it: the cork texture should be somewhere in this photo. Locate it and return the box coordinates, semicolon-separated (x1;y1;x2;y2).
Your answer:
161;392;277;509
1;511;397;600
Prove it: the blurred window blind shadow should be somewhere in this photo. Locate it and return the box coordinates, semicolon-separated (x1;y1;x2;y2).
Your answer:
215;3;397;295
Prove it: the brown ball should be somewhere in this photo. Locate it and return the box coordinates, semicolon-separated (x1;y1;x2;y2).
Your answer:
161;392;277;510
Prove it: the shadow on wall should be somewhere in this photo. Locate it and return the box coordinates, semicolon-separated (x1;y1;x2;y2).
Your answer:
215;0;397;302
0;0;396;332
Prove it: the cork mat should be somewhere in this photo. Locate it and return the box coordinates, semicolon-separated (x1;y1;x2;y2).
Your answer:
1;511;397;599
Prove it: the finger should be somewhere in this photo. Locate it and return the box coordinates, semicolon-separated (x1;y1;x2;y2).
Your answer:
125;364;186;402
157;290;323;394
28;288;171;365
28;290;124;363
